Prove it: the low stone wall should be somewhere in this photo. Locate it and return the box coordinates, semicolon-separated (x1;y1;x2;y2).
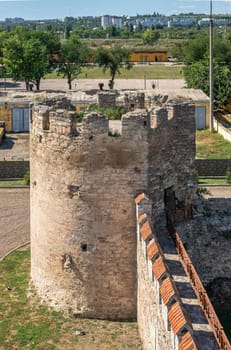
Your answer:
214;118;231;143
196;159;231;177
0;161;29;179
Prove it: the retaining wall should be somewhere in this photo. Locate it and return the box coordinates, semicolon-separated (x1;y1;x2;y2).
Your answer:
0;161;29;179
196;159;231;177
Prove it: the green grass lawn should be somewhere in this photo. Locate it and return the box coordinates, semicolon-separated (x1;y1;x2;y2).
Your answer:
0;179;27;187
196;129;231;159
46;64;183;80
198;178;229;185
0;248;142;350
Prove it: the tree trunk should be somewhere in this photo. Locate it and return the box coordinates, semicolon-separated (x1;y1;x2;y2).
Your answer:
68;75;72;90
110;74;115;89
25;80;29;91
35;79;40;91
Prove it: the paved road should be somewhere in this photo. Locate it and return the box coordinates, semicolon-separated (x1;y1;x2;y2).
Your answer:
1;78;185;93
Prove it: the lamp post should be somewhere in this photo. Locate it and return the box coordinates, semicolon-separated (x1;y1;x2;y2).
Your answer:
209;0;214;131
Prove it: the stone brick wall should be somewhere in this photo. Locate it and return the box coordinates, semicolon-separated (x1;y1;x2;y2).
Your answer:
97;91;116;108
176;199;231;287
196;159;231;177
148;104;197;214
30;98;197;321
0;160;29;179
124;92;145;111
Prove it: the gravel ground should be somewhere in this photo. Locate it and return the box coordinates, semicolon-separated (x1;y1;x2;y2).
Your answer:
0;188;30;261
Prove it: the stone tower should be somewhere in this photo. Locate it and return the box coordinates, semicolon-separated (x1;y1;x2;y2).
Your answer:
30;97;196;320
30;98;149;320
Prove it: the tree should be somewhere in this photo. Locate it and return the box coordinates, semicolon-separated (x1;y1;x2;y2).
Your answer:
175;34;231;66
176;33;231;106
2;28;60;90
184;59;231;105
95;45;132;89
57;35;90;90
142;29;160;45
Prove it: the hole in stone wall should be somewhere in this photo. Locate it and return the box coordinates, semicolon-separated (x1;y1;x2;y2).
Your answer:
89;136;94;141
81;243;87;252
143;120;147;127
134;167;141;173
39;135;42;143
43;116;50;130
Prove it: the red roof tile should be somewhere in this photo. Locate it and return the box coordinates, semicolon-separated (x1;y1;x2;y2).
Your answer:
134;192;149;204
152;256;168;280
159;276;177;306
168;302;190;335
140;221;153;241
178;331;197;350
147;241;160;260
138;213;148;225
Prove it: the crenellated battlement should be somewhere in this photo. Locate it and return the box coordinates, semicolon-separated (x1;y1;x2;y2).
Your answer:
31;97;195;143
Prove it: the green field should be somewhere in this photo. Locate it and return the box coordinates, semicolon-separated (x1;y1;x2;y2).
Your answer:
46;64;183;80
0;179;27;187
196;129;231;159
0;248;141;350
198;178;228;185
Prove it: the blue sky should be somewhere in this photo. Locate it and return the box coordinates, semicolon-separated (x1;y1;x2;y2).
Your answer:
0;0;231;20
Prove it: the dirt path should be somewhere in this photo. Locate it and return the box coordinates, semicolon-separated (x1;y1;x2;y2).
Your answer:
0;188;30;260
203;186;231;198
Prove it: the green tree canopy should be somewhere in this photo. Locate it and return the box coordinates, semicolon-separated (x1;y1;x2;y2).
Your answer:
95;45;132;89
57;35;90;90
184;59;231;105
175;33;231;106
142;29;160;45
174;34;231;66
2;27;60;90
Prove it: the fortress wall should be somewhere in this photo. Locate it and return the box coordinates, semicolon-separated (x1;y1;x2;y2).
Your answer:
148;104;196;214
30;103;149;320
135;195;200;350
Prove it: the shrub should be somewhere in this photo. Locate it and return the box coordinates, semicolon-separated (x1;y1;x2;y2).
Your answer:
23;169;30;186
86;105;126;120
225;169;231;184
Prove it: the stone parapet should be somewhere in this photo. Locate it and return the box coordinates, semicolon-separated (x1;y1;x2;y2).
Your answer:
135;193;220;350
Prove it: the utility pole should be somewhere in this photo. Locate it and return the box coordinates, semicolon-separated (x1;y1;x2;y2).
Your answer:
209;0;214;131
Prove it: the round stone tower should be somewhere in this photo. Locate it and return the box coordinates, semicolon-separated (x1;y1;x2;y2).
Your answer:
30;97;149;320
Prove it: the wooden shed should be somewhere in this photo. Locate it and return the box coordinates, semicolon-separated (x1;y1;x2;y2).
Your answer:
129;50;168;63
